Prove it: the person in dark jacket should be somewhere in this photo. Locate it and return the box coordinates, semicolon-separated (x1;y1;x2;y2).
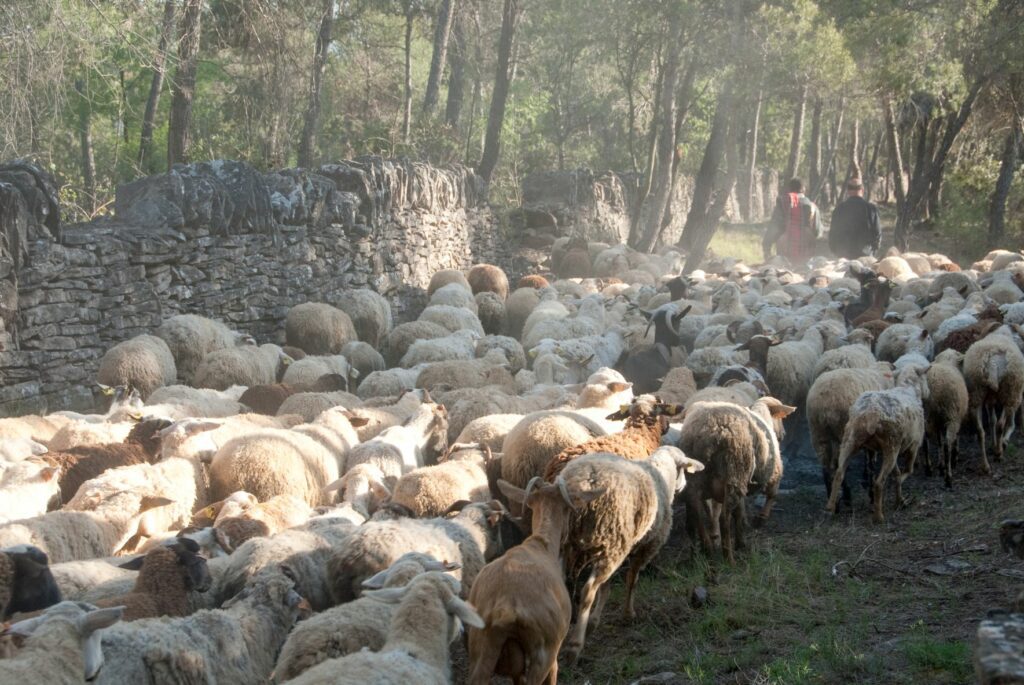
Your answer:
829;177;882;259
763;178;822;264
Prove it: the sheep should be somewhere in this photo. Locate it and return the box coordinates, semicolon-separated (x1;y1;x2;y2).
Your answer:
0;601;125;682
276;389;362;421
97;335;177;400
517;274;550;289
923;352;969;488
282;354;356;390
477;334;526;374
157;414;303;463
504;287;543;339
321;463;392;517
416;352;515;394
341;340;386;384
656;367;697;406
467;477;601;685
91;539;211;620
194;343;292;390
936;320;1002;355
739;325;826;407
684;381;762;409
48;558;137;603
1;545;62;619
285;302;358;355
382;320;451;367
0;460;61;524
499;411;605;496
807;364;895;505
455;414;523;452
0;437;47;463
38;417;172;506
345;390;425;441
46;419;135;453
428;268;471;296
811;329;876;379
0;414;73;448
430;281;479;312
963;325;1024;474
146;384;245;417
543;395;682;480
874;255;917;283
199;493;313;551
281;572;483;685
388;445;494;517
355;365;426;399
272;553;459;682
678;397;795;562
155;314;251;385
400;328;480;367
94;570;307;685
325;500;518;603
418;304;485;336
825;364;929;523
333;288;392;348
875;323;933;362
467;263;510;300
475;291;506;335
337;400;449;489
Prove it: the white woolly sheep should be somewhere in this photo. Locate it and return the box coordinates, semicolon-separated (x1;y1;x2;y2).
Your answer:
97;335;177;400
333;288;392;348
475;291;506;335
499;411;605;498
194;343;292;390
875;323;933;362
923;351;969;488
282;354;355;390
963;325;1024;474
454;414;524;452
503;287;544;339
428;269;471;296
341;341;385;384
418;304;485;336
430;282;479;313
476;334;526;373
388;445;494;517
155;314;251;385
400;328;480;367
382;320;451;367
145;384;245;417
0;460;60;523
285;302;357;355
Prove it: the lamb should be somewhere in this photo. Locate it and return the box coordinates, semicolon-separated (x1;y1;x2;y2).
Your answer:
388;445;494;517
198;493;313;551
282;354;356;390
923;352;969;488
333;288;392;348
825;364;929;523
155;314;252;385
455;414;524;452
467;263;510;300
91;539;211;621
963;325;1024;474
0;601;125;682
381;320;451;367
341;340;386;384
428;268;471;296
194;343;292;390
285;302;358;355
96;334;177;400
1;545;62;619
0;460;61;523
543;395;682;480
807;364;895;504
418;304;485;336
678;397;795;562
875;323;933;362
272;553;459;682
281;572;483;685
326;500;518;603
94;570;306;685
475;291;506;335
467;477;601;685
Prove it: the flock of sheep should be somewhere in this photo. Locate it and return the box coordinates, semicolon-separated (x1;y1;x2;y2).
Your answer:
2;237;1024;684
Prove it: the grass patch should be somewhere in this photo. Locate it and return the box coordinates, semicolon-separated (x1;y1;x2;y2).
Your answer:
902;629;972;683
708;224;765;264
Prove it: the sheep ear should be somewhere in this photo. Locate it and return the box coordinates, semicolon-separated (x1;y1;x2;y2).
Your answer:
734;340;751;351
7;614;49;636
770;337;784;346
606;381;631;393
140;496;174;512
361;569;391;590
363;586;408;604
322;475;347;494
605;404;631;421
38;466;60;482
767;401;797;419
661;403;685;417
369;480;391;500
919;329;929;340
446;596;485;629
97;383;114;396
79;606;125;634
118;556;146;571
442;560;462;571
496;479;526;504
680;456;705;474
441;500;472;516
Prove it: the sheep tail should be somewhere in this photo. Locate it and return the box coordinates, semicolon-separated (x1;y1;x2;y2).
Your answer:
860;411;881;437
985;352;1007;390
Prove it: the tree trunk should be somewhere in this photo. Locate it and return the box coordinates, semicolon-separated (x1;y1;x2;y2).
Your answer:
423;0;456;114
167;0;202;169
808;97;823;201
402;12;414;143
810;102;844;205
628;55;665;244
895;78;985;250
742;82;764;222
75;79;96;214
865;128;883;201
783;83;808;182
297;0;334;168
848;117;861;181
634;25;687;253
445;12;466;128
657;60;699;241
476;0;521;185
988;125;1021;247
678;86;736;270
883;96;908;215
139;0;176;172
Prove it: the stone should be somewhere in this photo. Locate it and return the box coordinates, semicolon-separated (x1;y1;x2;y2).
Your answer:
977;612;1024;684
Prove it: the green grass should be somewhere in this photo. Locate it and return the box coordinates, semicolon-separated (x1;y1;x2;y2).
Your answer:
902;622;973;684
707;224;765;264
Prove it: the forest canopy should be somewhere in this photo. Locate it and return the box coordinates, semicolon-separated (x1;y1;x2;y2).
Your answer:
0;0;1021;256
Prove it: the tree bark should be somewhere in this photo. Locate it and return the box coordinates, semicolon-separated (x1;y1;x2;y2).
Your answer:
865;127;883;201
808;97;823;202
988;125;1021;247
741;82;764;222
476;0;521;185
783;83;808;182
883;96;908;211
634;24;687;253
297;0;335;168
423;0;456;114
678;86;736;269
167;0;202;169
810;102;844;205
402;11;414;143
848;117;861;181
75;79;96;214
444;12;466;128
658;60;699;240
139;0;176;172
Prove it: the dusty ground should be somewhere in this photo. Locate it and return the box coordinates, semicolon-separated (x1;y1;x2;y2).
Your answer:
553;437;1024;685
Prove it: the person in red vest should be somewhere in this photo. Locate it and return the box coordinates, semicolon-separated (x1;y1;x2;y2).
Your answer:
763;178;822;264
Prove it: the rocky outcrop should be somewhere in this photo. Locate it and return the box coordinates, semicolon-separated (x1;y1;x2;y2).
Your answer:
0;157;508;416
976;612;1024;684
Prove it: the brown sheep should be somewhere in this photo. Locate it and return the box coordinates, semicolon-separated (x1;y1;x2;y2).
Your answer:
93;539;211;620
467;264;510;300
543;395;681;481
428;269;471;296
935;320;1002;355
39;418;172;504
855;319;891;345
558;249;592;278
238;376;348;416
517;274;550;289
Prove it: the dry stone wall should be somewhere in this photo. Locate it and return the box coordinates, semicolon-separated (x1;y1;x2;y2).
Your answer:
0;157;511;416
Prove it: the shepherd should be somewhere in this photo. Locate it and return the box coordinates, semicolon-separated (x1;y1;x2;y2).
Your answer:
763;178;823;264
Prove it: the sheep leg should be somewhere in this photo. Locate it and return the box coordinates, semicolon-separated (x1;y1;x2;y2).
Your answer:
590;582;611;630
468;630;507;685
684;494;713;556
974;406;992;475
756;477;780;526
871;450;898;524
708;499;723;553
720;488;738;564
826;436;857;514
563;571;603;664
921;436;933;477
994;410;1007;462
623;543;657;620
942;432;954;490
735;497;749;550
